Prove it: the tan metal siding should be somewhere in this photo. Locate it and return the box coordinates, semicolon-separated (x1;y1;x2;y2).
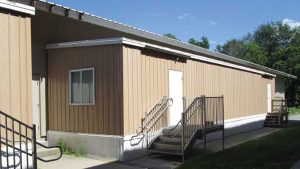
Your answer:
0;11;32;124
122;47;185;135
123;46;274;135
48;45;123;135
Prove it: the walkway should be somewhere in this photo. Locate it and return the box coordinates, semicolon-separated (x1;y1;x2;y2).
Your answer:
38;114;300;169
38;155;143;169
124;127;279;169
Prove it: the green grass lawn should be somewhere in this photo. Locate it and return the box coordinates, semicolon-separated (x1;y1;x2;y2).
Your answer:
289;107;300;115
180;124;300;169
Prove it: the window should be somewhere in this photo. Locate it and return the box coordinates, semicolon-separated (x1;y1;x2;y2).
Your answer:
69;68;95;105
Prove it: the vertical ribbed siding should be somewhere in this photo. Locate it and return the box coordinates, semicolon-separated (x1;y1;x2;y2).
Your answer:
123;46;275;136
122;47;185;135
184;60;274;120
0;11;32;125
48;45;123;135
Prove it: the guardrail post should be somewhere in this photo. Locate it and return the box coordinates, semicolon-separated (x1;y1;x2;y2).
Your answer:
183;97;186;112
141;118;144;133
32;125;37;169
182;113;185;163
202;95;207;153
146;131;148;159
222;95;225;151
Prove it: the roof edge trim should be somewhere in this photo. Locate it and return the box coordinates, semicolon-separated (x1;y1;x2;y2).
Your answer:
36;0;296;79
0;0;35;15
46;37;277;77
46;37;145;49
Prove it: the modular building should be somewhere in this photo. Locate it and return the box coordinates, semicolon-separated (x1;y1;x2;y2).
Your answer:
0;0;297;161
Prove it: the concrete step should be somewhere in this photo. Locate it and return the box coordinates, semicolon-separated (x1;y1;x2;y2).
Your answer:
162;127;182;136
158;136;181;144
37;141;61;158
147;148;182;156
153;142;181;151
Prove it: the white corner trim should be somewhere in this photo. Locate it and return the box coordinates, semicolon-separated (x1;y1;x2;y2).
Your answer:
0;0;35;15
46;37;276;77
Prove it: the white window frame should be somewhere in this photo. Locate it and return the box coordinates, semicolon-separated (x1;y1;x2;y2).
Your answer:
69;67;95;106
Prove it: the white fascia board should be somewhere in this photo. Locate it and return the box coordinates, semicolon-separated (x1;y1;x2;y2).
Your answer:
46;37;275;77
191;53;276;77
0;0;35;15
46;37;145;49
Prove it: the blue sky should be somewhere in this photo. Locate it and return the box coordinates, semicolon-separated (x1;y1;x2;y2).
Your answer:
48;0;300;49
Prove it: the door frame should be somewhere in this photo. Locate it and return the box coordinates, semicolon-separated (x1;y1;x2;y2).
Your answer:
267;83;272;112
32;74;47;138
168;69;184;126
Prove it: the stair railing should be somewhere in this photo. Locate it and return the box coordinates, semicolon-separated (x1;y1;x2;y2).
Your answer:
166;95;224;162
130;97;172;146
203;96;225;151
167;97;197;138
271;99;288;127
145;98;172;151
181;97;204;154
0;111;62;169
272;99;288;114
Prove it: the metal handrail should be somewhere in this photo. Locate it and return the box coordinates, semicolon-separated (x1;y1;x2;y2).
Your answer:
181;97;204;150
141;97;171;131
145;103;171;133
0;111;33;130
36;142;63;162
0;110;63;168
272;99;288;114
0;124;33;142
146;100;172;150
167;97;201;138
135;97;167;134
166;119;182;138
130;97;172;146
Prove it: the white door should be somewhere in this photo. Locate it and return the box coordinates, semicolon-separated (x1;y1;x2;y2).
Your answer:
267;84;272;112
169;70;183;126
32;80;41;138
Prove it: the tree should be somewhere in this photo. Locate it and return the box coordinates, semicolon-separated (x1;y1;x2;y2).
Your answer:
188;36;210;49
163;33;178;40
216;39;243;57
217;21;300;105
240;42;267;66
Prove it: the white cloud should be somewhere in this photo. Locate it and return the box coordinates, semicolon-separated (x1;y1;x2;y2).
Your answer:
282;18;300;28
208;20;217;25
210;40;219;44
178;13;195;20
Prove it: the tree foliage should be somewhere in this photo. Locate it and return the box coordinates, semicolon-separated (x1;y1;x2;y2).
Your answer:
217;22;300;105
188;36;210;49
163;33;178;40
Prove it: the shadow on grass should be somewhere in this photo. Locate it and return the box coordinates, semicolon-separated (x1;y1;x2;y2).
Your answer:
179;123;300;169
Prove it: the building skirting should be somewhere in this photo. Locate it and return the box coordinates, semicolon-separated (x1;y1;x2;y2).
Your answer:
204;113;267;142
47;113;267;161
47;131;125;160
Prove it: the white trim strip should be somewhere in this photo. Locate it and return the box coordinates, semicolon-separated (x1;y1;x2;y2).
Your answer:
144;42;276;77
224;113;266;123
46;38;145;49
46;37;276;77
0;0;35;15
